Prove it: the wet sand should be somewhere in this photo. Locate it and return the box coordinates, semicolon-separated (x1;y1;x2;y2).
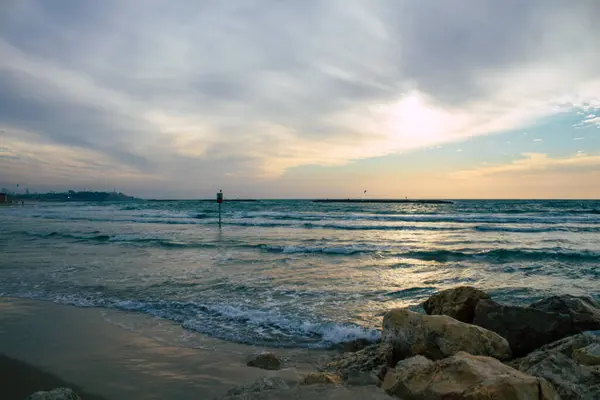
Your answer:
0;354;108;400
0;297;337;400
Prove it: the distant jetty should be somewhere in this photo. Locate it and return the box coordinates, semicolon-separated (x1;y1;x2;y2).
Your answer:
197;199;259;202
312;199;453;204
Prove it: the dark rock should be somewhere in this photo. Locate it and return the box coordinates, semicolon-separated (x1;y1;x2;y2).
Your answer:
26;388;82;400
514;332;599;359
382;352;559;399
383;307;511;361
473;299;571;357
510;334;600;400
423;286;490;323
246;352;282;370
530;294;600;333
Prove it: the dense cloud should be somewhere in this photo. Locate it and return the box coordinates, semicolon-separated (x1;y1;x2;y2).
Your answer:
1;0;599;196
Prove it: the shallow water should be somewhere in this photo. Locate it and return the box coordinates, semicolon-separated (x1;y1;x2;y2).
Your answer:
1;200;599;348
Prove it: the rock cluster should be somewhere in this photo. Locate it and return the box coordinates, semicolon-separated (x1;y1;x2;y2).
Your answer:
510;333;600;399
228;287;600;400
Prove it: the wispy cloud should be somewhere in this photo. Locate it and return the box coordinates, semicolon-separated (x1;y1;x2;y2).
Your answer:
582;117;600;125
1;1;600;194
453;153;600;179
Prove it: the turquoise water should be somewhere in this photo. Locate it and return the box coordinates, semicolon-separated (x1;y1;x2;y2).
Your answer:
1;200;599;348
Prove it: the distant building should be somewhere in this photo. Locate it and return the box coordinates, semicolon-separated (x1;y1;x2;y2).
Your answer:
0;193;7;203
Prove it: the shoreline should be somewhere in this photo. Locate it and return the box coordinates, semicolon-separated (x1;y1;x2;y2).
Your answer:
2;289;599;399
0;297;333;400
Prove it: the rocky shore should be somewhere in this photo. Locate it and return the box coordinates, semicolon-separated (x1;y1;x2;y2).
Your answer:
222;287;600;400
25;287;600;399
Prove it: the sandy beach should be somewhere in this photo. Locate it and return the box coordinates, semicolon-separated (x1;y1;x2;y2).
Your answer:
0;297;381;399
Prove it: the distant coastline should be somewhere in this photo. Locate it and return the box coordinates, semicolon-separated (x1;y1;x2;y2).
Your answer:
6;190;139;202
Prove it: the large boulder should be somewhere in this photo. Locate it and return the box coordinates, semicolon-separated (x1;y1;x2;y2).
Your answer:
530;294;600;333
246;352;282;370
382;352;559;399
423;286;490;323
26;388;82;400
383;308;511;361
473;299;571;357
511;333;600;400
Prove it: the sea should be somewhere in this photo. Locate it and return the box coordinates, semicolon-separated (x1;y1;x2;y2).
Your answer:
1;200;599;349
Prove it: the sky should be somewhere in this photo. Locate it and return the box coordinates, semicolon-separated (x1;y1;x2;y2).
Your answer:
1;0;600;199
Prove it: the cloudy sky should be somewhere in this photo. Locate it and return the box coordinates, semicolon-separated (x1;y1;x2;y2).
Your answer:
1;0;599;198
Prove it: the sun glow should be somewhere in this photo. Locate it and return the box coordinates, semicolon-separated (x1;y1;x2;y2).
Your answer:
385;92;460;148
372;92;466;150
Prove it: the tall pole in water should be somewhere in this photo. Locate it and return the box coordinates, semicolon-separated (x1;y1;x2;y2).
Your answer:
217;190;223;228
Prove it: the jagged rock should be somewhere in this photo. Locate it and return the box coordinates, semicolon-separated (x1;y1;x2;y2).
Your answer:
322;343;393;379
382;352;559;400
341;338;375;353
382;308;511;361
473;299;571;357
511;333;600;399
26;388;81;400
530;295;600;333
226;377;288;397
246;352;282;370
301;372;342;385
423;286;490;323
573;342;600;366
